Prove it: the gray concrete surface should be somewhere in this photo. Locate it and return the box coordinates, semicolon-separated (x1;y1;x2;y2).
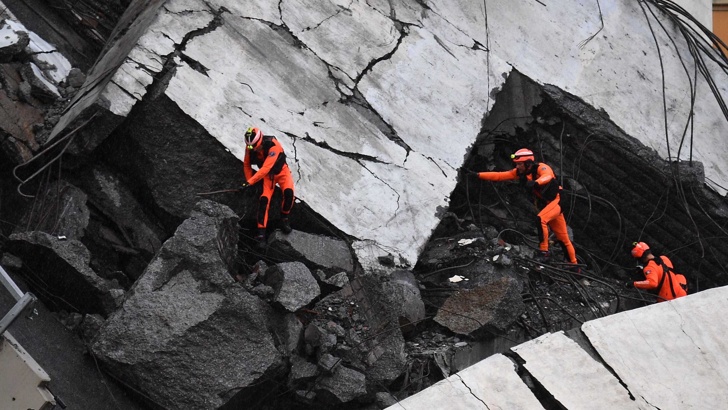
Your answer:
387;286;728;409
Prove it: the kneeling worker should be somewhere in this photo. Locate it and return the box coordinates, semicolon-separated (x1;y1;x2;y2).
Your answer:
242;126;295;245
627;241;687;302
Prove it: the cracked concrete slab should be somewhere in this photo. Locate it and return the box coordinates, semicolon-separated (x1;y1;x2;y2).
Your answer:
45;0;728;266
582;287;728;409
389;286;728;410
388;354;543;409
511;331;646;409
282;0;400;81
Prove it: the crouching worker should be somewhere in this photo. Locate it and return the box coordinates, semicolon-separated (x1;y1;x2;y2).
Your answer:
242;126;295;246
627;241;687;302
469;148;580;271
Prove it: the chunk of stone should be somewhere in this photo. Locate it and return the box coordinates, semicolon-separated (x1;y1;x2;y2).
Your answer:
262;262;320;312
434;277;525;335
269;230;354;272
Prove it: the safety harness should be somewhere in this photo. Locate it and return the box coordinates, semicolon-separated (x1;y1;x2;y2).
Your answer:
252;135;287;176
654;256;687;300
519;162;561;203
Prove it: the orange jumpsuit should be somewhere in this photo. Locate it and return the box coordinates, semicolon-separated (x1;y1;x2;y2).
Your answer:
243;136;295;229
477;163;577;264
634;256;688;302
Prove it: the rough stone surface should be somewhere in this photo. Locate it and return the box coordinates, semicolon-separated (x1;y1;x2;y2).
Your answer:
5;231;123;315
269;230;354;273
263;262;321;312
434;277;525;336
315;365;367;405
91;200;285;409
14;180;89;240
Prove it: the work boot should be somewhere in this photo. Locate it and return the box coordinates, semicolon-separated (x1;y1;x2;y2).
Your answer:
566;264;582;275
536;250;551;263
255;228;267;248
280;217;292;234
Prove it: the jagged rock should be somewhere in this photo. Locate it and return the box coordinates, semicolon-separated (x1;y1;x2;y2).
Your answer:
251;283;274;298
434;276;525;335
66;67;86;88
0;21;29;62
317;353;341;374
269;230;354;272
20;63;60;102
271;312;303;356
93;94;246;225
262;262;321;312
14;180;89;240
384;270;425;336
324;271;350;288
315;365;367;405
304;322;327;347
375;391;398;408
288;355;319;386
79;313;105;343
91;200;284;409
5;231;123;315
326;321;346;338
73;164;166;256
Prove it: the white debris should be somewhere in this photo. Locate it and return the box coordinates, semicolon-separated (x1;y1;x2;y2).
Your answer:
30;62;61;98
0;20;20;48
448;275;467;283
457;238;476;246
5;20;72;84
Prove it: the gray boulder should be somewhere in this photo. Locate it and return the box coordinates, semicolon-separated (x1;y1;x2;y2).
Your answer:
434;276;525;335
263;262;321;312
5;231;123;315
269;230;354;272
91;200;284;409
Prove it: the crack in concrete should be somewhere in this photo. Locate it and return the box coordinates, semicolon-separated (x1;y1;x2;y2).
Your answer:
126;56;159;76
639;394;660;409
365;0;425;26
110;79;142;101
300;133;387;163
143;4;227;97
303;0;354;32
286;132;303;184
359;161;401;217
425;155;448;177
454;374;489;408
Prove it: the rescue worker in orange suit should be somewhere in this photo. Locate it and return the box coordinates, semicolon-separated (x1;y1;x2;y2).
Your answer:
242;126;295;245
470;148;579;271
627;241;687;302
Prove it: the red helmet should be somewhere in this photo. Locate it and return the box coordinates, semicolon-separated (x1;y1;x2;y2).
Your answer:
511;148;535;163
244;127;263;150
631;241;650;258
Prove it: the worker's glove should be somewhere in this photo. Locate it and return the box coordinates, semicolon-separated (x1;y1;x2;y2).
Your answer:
624;281;633;289
462;168;478;177
525;180;539;189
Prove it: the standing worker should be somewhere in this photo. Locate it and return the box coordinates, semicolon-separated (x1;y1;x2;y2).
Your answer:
470;148;580;271
627;241;687;302
242;126;295;246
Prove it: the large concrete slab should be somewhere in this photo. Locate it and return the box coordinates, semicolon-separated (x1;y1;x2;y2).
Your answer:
511;331;645;409
391;286;728;409
582;287;728;410
387;354;542;409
